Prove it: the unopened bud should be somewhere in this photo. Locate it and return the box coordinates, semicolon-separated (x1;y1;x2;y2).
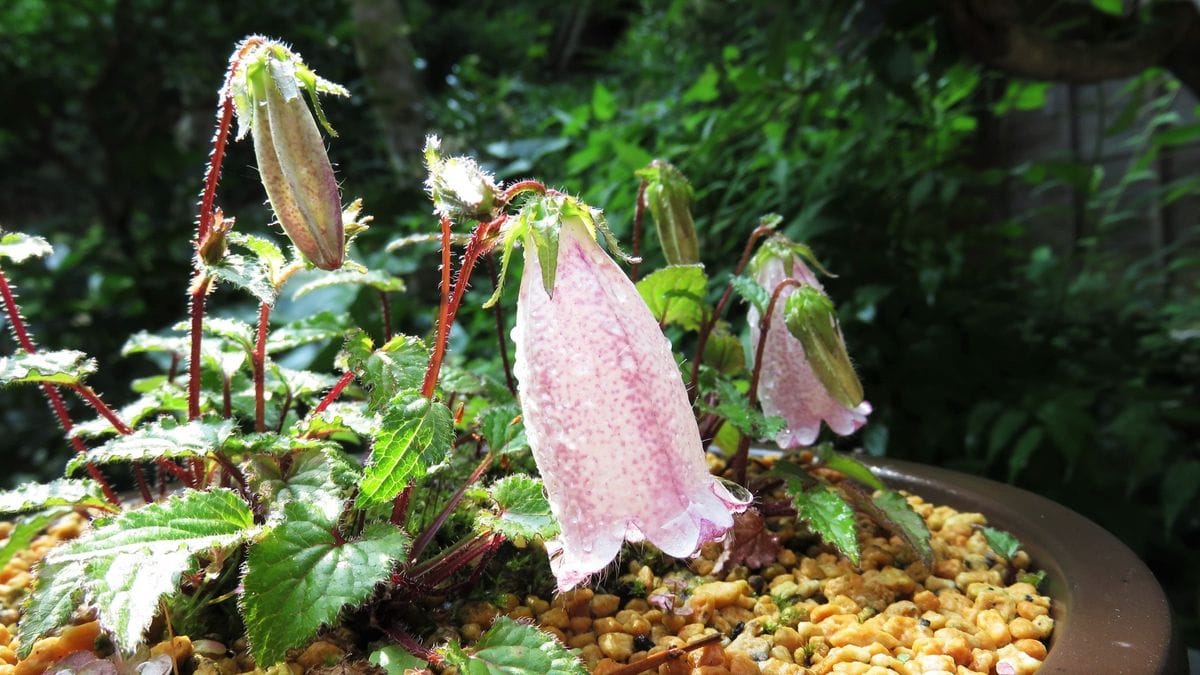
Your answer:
234;41;346;270
424;136;500;222
198;209;234;265
783;287;864;409
637;160;699;265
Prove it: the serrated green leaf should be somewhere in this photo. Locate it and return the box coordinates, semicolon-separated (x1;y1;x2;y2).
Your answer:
298;401;380;439
0;509;71;568
0;349;96;386
784;480;859;565
730;275;769;314
815;446;885;491
441;616;587;675
71;389;187;439
241;501;409;666
0;232;53;263
273;365;340;400
702;322;745;375
698;377;785;440
478;404;529;455
121;331;189;357
0;479;111;515
44;489;255;652
870;490;933;568
249;446;360;519
229;232;287;281
17;559;86;657
174;317;256;353
357;392;454;507
344;331;430;412
477;475;558;540
635;264;709;331
266;311;350;353
65;420;234;476
206;253;277;305
981;526;1020;559
370;645;427;674
292;267;406;299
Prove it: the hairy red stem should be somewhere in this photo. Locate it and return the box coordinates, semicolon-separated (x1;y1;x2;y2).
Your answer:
383;624;443;666
186;276;211;420
407;452;493;564
133;465;153;504
421;217;455;398
70;385;133;435
254;302;270;432
379;290;392;342
310;370;355;419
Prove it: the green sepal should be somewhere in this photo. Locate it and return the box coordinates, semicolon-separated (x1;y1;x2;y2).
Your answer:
783;287;864;408
440;616;588;675
748;230;833;280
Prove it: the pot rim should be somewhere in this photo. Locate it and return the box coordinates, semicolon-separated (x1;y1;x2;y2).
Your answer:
859;455;1187;674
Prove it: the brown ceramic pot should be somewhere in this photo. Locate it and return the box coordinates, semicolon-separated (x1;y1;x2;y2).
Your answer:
862;455;1187;674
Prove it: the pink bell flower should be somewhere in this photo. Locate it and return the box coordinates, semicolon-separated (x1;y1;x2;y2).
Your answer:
748;246;871;449
510;196;748;590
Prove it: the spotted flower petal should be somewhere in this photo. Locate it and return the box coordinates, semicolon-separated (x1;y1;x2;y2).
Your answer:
511;200;747;590
749;254;870;448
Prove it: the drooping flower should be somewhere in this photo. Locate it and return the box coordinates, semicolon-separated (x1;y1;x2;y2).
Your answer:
232;40;348;270
748;236;870;448
509;194;748;590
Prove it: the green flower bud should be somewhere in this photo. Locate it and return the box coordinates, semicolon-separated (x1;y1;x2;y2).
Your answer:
783;286;864;409
423;136;500;222
637;160;699;265
234;42;347;270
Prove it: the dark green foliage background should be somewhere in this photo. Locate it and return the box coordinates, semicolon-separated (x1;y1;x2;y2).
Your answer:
1;0;1197;646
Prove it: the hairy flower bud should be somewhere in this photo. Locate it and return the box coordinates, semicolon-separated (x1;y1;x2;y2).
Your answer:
511;195;747;590
234;42;347;270
637;160;699;265
424;136;500;222
749;240;870;448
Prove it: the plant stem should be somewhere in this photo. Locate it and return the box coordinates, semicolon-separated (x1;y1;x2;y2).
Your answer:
222;375;232;419
383;624;443;666
501;179;546;203
732;278;802;485
254;302;270;432
630;179;647;281
407;452;492;564
379;290;392;342
486;254;516;397
390;484;413;527
309;370;355;419
689;223;776;402
133;466;153;504
421;216;454;398
0;267;120;506
421;218;493;398
70;384;133;435
187;276;211;420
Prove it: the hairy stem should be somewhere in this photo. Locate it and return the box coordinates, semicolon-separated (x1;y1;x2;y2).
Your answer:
382;623;443;666
407;452;493;564
70;384;133;435
379;290;393;342
254;302;270;432
487;254;516;397
310;370;355;418
133;465;153;504
420;216;454;398
187;276;211;420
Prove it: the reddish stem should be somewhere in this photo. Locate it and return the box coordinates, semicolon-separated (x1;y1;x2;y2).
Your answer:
732;278;803;485
222;375;232;419
156;458;193;484
407;452;493;564
70;385;133;435
689;224;776;402
133;465;153;504
501;179;546;203
310;370;355;418
421;217;455;398
379;290;392;342
187;275;211;421
390;484;413;527
383;624;443;666
0;268;120;506
630;179;647;281
254;302;270;432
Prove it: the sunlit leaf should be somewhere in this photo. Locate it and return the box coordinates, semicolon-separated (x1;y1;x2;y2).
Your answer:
0;479;111;515
357;391;453;507
441;616;587;675
0;232;53;263
267;311;350;353
0;350;95;386
477;474;558;540
65;420;235;476
292;267;406;299
635;264;709;331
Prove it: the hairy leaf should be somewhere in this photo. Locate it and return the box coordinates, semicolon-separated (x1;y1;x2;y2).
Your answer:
815;446;885;491
441;616;587;675
477;474;558;540
17;559;86;657
229;232;287;281
66;420;234;476
730;275;769;314
120;331;189;357
841;486;932;568
784;479;859;565
0;479;111;515
702;322;745;375
715;508;780;572
297;400;379;439
206;254;277;305
0;350;95;386
698;377;785;440
292;267;406;299
71;389;187;439
266;311;350;353
478;404;529;455
635;264;709;331
357;391;453;507
0;509;70;568
241;502;409;666
981;526;1020;559
0;232;53;263
249;446;360;519
343;331;429;412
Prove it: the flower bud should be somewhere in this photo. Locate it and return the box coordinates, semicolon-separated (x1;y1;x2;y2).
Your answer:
423;136;500;222
637;160;699;265
511;194;747;590
235;42;346;270
748;238;870;448
198;209;234;266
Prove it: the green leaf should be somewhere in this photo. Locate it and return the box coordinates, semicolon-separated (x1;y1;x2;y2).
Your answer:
730;275;769;314
343;331;430;412
1090;0;1123;15
1006;427;1044;482
241;502;409;666
292;267;406;300
298;401;379;439
814;447;885;491
357;391;454;507
0;232;53;263
0;479;111;515
70;389;187;439
635;264;709;331
0;509;70;568
47;489;255;652
17;559;86;657
206;253;277;305
1161;459;1200;533
370;646;427;674
477;475;558;541
65;420;235;476
229;232;287;280
682;63;720;104
981;526;1020;559
176;317;256;353
249;446;360;520
0;350;96;386
784;480;859;565
697;376;785;440
478;404;529;455
702;322;745;375
267;311;350;353
1019;570;1046;589
591;82;616;122
441;616;587;675
121;331;189;357
870;490;933;568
